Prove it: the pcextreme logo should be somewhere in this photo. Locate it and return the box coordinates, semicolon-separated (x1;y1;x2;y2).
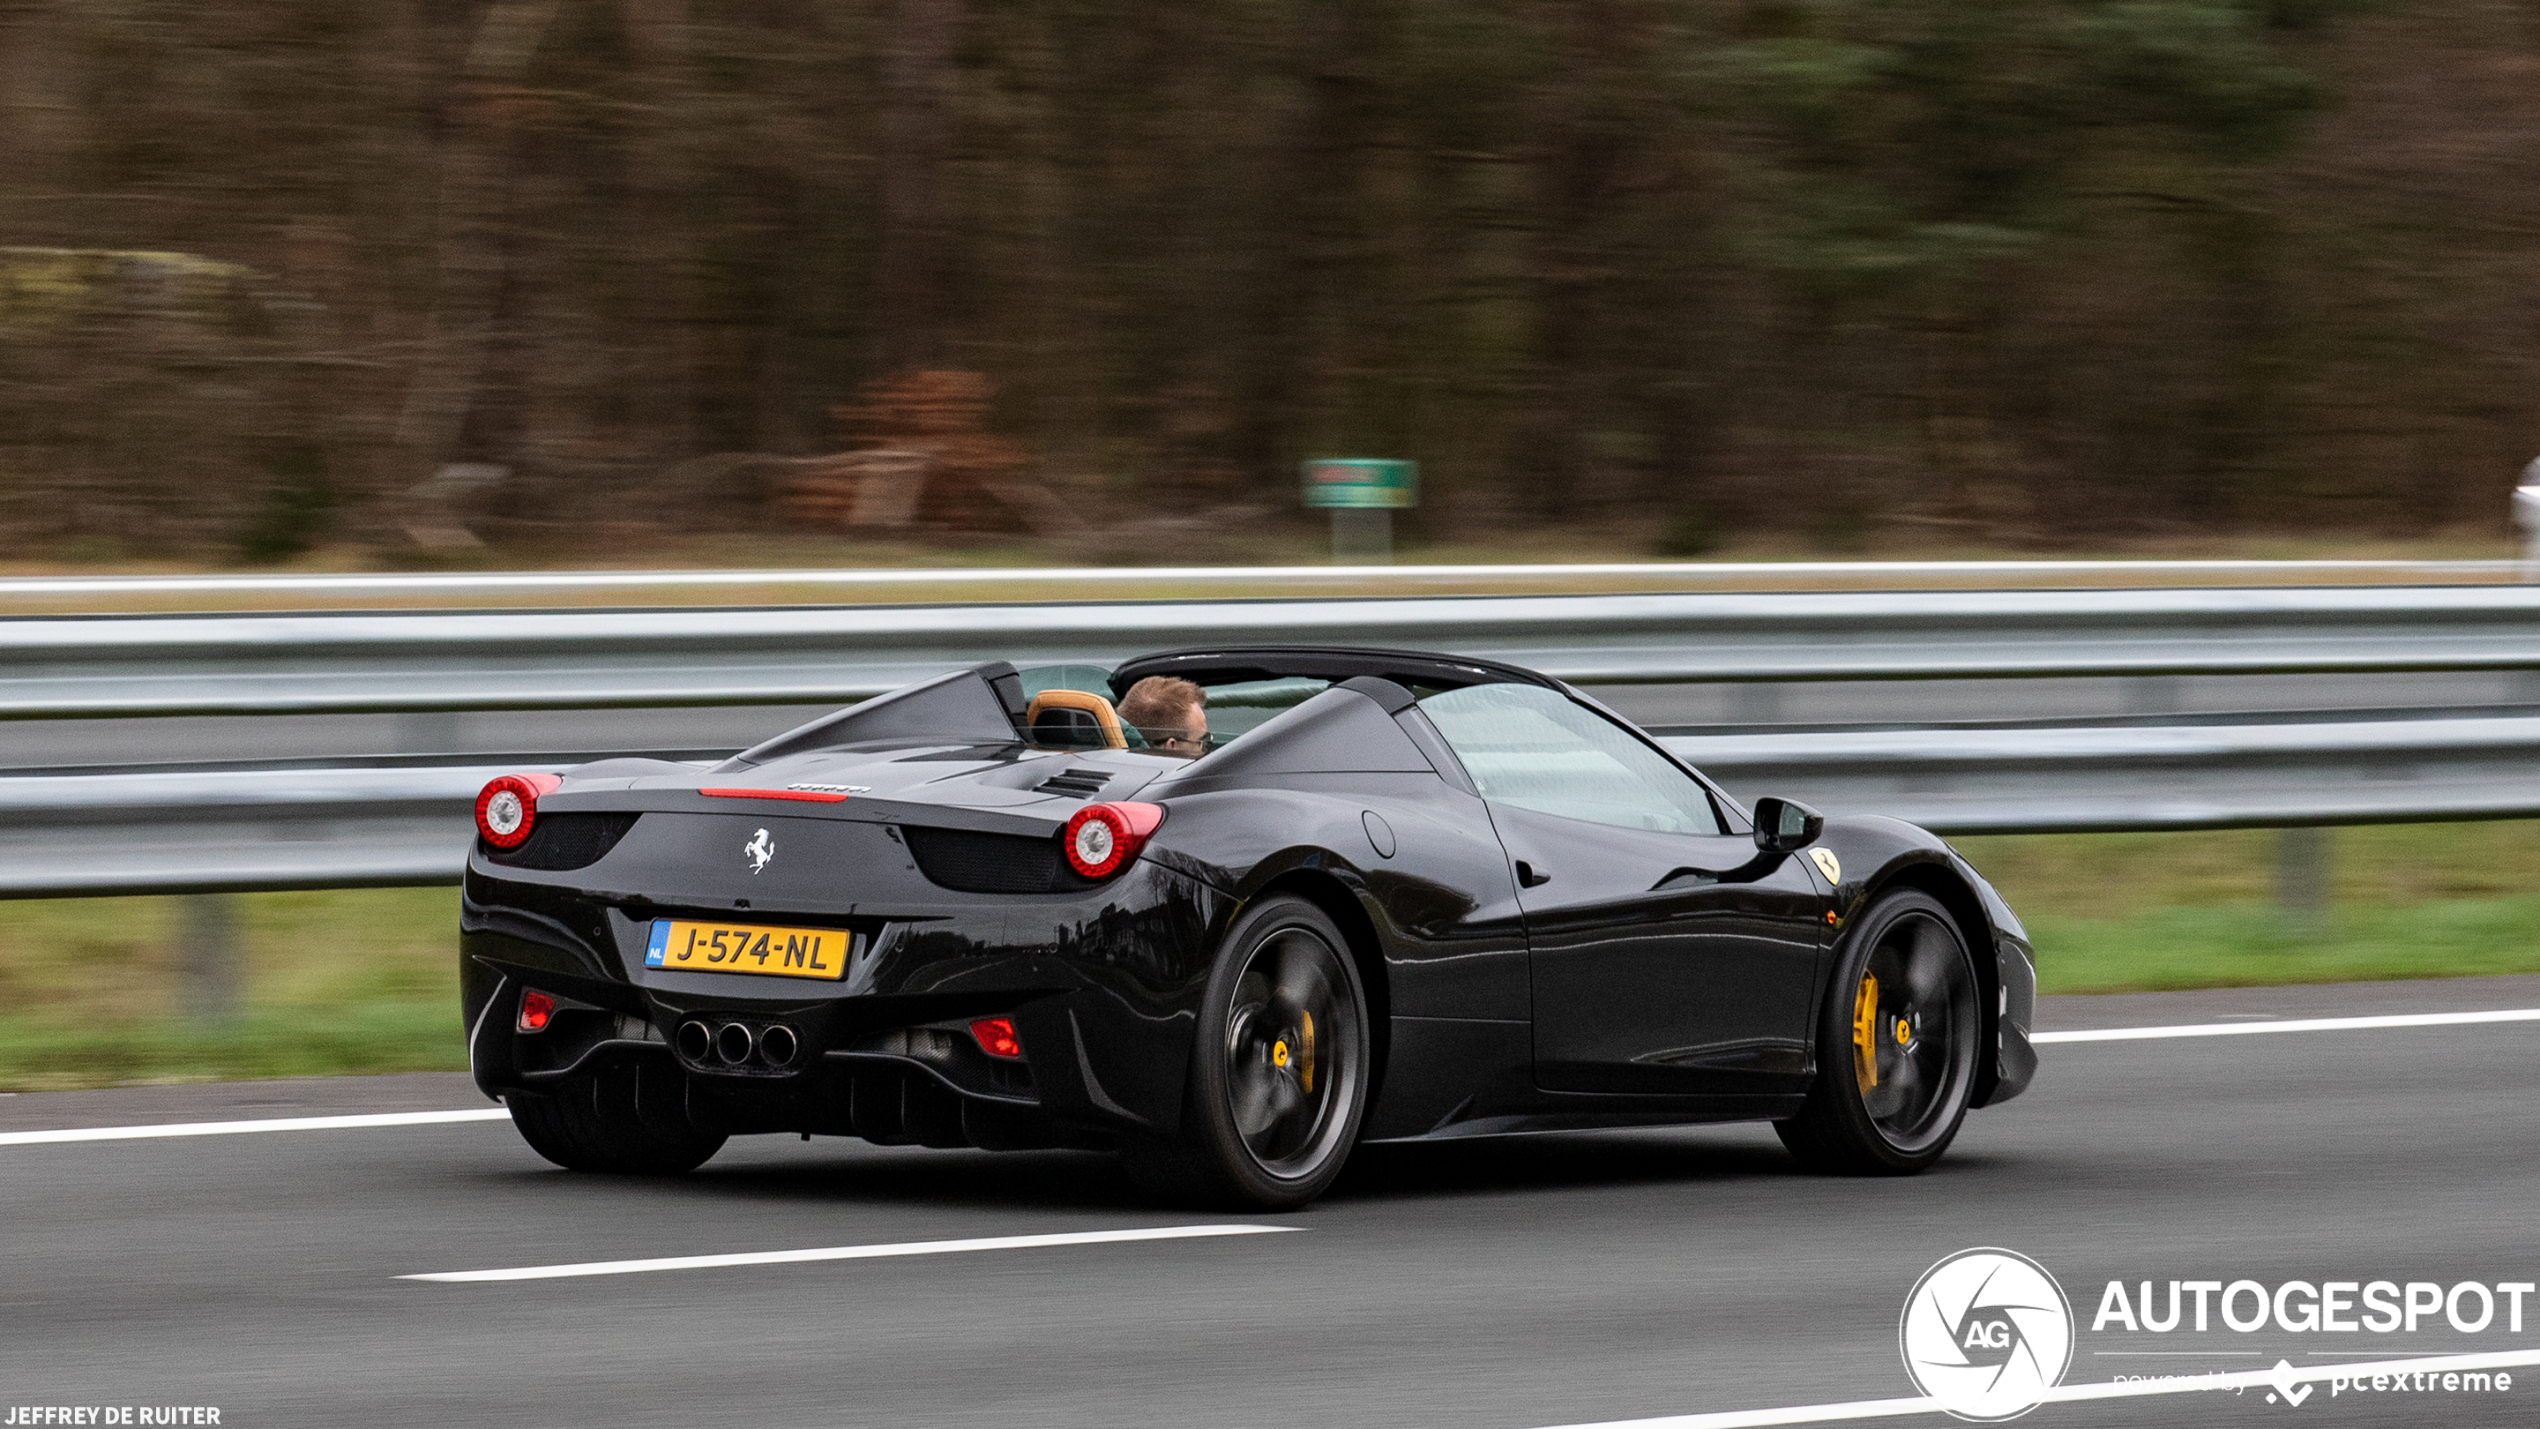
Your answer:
1900;1248;2076;1421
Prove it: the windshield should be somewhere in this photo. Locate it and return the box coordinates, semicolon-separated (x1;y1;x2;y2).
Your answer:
1417;682;1723;835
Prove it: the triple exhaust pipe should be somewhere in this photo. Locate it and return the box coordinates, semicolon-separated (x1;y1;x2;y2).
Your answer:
676;1018;799;1069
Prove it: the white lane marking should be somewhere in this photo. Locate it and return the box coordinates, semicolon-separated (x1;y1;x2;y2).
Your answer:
1531;1347;2540;1429
2034;1006;2540;1044
404;1223;1300;1283
0;1108;511;1146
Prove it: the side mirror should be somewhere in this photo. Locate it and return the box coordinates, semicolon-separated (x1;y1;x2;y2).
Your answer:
1752;796;1825;854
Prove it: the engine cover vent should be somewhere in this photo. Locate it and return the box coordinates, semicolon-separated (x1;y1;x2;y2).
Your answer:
1033;768;1113;799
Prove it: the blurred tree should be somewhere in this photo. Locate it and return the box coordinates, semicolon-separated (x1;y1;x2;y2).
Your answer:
0;0;2533;556
874;0;963;375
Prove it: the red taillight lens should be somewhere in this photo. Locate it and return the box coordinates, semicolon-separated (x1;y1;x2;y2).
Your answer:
517;989;555;1033
969;1017;1023;1060
475;773;561;849
1058;801;1165;879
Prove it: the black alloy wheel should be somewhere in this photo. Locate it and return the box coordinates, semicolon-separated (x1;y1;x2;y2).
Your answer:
1126;894;1371;1210
1777;888;1982;1175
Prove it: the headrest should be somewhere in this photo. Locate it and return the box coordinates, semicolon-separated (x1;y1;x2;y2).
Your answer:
1024;689;1126;749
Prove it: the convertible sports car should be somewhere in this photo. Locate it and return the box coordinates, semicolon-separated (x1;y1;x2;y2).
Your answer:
460;647;2036;1209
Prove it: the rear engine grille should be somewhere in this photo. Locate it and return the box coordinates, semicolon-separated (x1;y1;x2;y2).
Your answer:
488;812;642;871
1033;767;1113;798
903;825;1092;894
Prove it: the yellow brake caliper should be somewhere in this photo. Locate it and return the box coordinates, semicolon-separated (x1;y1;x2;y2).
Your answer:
1299;1009;1316;1093
1852;974;1880;1092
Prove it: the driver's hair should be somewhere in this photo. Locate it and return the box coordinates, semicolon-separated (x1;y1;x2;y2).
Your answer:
1118;675;1206;746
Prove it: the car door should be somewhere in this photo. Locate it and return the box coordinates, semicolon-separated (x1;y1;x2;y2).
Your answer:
1415;682;1831;1097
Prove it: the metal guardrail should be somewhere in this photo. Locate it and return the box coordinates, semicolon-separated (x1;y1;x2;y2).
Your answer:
13;585;2540;719
0;557;2519;598
9;581;2540;895
9;711;2540;896
1663;714;2540;835
0;761;555;897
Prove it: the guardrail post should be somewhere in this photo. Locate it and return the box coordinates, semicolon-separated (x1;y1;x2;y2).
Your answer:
1329;508;1393;564
2274;826;2330;939
2515;463;2540;582
178;893;242;1023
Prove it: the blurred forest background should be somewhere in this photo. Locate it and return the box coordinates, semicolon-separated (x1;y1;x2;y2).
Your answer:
3;0;2539;561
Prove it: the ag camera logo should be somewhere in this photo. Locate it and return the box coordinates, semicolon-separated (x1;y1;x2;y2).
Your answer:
1901;1248;2075;1421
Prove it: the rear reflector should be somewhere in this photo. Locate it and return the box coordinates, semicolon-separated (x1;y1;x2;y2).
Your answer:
969;1017;1023;1060
698;787;850;803
517;990;555;1034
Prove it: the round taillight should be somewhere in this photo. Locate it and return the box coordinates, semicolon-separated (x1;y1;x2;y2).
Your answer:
1059;801;1165;879
475;773;561;850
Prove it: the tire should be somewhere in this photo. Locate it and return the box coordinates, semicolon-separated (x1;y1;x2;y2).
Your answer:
1125;894;1373;1210
507;1068;727;1175
1777;888;1982;1175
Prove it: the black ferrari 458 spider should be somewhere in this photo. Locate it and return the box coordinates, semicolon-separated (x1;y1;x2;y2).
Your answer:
461;646;2036;1208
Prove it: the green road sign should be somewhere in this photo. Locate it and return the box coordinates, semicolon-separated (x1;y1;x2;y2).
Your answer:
1302;458;1418;509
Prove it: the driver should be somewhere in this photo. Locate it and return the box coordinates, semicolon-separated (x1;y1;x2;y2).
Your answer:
1118;676;1207;757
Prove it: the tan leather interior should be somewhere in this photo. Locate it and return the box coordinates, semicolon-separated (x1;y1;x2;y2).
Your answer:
1023;688;1127;749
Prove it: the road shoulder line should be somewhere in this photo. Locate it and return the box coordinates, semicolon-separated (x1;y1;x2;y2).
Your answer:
2034;1006;2540;1044
402;1224;1301;1283
1534;1347;2540;1429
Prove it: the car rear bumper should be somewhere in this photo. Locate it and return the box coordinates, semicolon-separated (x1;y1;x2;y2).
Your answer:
460;858;1228;1144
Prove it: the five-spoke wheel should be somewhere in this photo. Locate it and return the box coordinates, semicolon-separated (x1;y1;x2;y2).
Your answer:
1779;888;1982;1174
1126;894;1370;1208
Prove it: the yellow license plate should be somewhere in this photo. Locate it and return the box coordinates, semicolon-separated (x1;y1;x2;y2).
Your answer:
644;920;854;980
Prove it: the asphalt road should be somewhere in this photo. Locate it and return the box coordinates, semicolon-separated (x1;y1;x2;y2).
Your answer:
6;977;2540;1429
